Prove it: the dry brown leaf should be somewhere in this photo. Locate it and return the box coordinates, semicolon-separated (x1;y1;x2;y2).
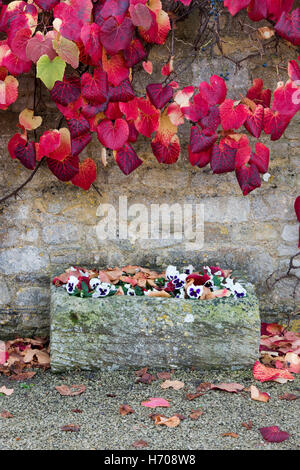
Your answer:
222;432;239;438
120;404;134;416
154;415;180;428
186;392;203;401
157;371;171;380
61;424;80;432
189;409;204;420
135;367;148;377
279;393;299;401
55;384;86;396
9;371;36;381
160;380;184;390
132;440;149;448
196;382;213;392
242;421;253;430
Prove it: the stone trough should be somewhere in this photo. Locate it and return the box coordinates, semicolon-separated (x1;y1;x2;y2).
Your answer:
50;278;261;372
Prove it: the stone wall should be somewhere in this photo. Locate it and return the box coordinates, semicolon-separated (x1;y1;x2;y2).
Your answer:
0;11;299;338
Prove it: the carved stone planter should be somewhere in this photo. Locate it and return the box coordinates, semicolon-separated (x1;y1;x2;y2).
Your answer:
50;279;260;372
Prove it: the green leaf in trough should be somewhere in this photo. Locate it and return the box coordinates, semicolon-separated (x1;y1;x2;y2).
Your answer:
36;55;66;90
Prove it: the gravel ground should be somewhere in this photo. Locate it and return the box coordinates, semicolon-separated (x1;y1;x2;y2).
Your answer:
0;367;299;450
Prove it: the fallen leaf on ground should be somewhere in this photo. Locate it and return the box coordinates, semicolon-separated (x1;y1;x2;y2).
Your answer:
222;432;239;438
55;384;86;396
141;397;170;408
1;410;13;418
61;424;80;432
72;409;83;413
120;404;134;416
154;415;180;428
161;380;184;390
186;392;203;401
196;382;213;392
189;409;204;420
279;393;299;401
0;386;14;396
132;440;149;448
250;385;271;402
242;421;253;430
136;372;156;384
253;361;294;383
9;371;36;381
135;367;148;377
157;371;172;380
259;426;289;443
211;383;244;393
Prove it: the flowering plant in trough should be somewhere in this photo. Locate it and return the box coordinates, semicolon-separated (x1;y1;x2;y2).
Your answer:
0;0;299;214
53;263;248;299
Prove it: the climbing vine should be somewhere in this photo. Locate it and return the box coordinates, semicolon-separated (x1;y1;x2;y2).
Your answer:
0;0;299;237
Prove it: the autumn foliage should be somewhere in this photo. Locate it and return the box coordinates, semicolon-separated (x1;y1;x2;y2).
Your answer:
0;0;299;207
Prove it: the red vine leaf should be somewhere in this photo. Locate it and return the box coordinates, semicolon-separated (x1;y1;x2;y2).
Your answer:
244;104;264;138
210;143;237;174
71;158;97;190
108;79;135;103
275;8;300;46
236;163;261;196
134;97;160;137
151;134;180;164
146;83;173;109
188;145;212;168
53;0;93;42
263;108;290;141
8;133;36;170
99;16;134;55
97;118;129;150
123;38;147;67
47;153;79;182
220;99;248;130
198;75;227;106
34;0;60;10
190;126;217;153
80;23;102;64
249;142;270;174
199;105;221;132
81;68;108;105
115;143;143;175
50;76;81;106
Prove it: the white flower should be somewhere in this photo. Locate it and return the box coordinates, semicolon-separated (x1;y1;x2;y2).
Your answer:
126;287;136;296
92;282;114;298
175;289;185;299
89;278;101;290
263;172;271;182
66;276;80;294
183;265;194;275
221;277;247;298
165;265;180;281
172;273;187;289
187;284;203;299
203;266;212;276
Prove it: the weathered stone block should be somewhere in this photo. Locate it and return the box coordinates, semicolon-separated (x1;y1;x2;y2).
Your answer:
50;281;260;372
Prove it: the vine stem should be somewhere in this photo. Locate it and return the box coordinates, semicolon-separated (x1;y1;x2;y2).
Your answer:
0;158;44;205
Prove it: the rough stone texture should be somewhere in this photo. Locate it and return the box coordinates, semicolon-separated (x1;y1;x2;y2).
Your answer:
0;9;299;338
50;282;260;372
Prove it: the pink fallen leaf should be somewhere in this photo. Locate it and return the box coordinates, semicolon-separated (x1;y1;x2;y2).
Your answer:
259;426;290;443
141;397;170;408
0;386;14;396
250;385;271;403
211;383;244;393
55;385;86;396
